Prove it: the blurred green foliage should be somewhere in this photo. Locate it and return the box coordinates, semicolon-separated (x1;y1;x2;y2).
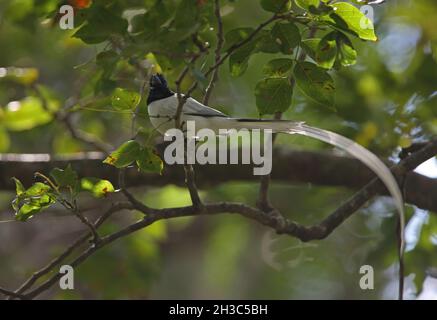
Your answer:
0;0;436;299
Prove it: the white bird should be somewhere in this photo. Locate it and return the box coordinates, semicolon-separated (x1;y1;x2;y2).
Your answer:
147;74;405;255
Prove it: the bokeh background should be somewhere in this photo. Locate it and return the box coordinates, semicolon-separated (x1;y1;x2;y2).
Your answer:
0;0;436;299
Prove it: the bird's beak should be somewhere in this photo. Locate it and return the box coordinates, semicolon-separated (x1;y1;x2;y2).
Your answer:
150;74;162;88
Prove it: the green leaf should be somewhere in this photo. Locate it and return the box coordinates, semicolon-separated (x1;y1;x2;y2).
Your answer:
96;50;119;77
12;177;25;195
111;88;141;110
81;177;115;198
226;28;258;77
25;182;52;197
255;77;293;115
224;27;254;51
143;0;172;36
96;78;117;95
295;0;332;14
3;97;57;131
295;0;320;10
271;22;301;55
162;0;202;42
323;2;377;41
255;30;280;53
229;44;256;77
103;140;141;168
263;58;294;77
293;61;335;108
96;50;118;69
337;33;357;66
5;0;33;22
50;165;78;188
316;32;338;69
301;38;321;61
12;182;55;222
15;204;44;222
260;0;292;13
136;147;164;174
130;13;146;34
73;6;128;44
173;0;201;29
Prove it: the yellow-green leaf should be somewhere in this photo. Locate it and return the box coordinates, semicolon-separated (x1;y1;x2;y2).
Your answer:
103;140;141;168
323;2;377;41
81;177;115;198
12;177;25;195
111;88;141;110
3;97;56;131
11;181;55;222
136;147;163;174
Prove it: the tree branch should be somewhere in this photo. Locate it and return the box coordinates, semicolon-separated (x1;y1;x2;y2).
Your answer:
0;287;26;299
62;114;112;154
1;142;436;211
257;111;284;212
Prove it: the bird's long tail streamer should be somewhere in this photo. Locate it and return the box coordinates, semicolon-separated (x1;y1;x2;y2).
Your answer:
234;119;405;257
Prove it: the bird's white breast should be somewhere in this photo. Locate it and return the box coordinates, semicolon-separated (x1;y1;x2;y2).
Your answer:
147;95;179;135
147;94;236;135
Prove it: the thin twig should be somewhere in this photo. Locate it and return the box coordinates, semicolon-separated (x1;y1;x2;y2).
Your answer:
72;207;100;244
174;54;201;127
183;164;203;207
62;114;112;154
30;69;113;154
203;0;224;105
173;35;209;208
204;14;281;78
118;169;152;214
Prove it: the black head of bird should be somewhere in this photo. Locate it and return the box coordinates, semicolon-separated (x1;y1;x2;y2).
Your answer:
147;74;174;105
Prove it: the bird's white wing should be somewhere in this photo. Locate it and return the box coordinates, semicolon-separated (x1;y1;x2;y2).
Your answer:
183;97;228;118
150;95;228;118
